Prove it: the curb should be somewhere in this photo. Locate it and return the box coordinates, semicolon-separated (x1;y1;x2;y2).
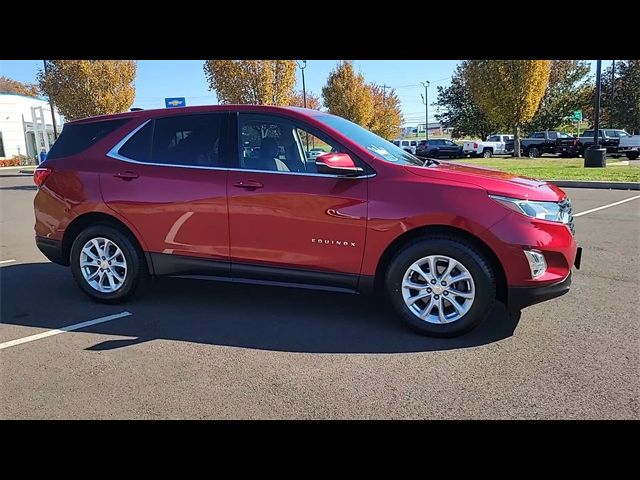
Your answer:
548;180;640;190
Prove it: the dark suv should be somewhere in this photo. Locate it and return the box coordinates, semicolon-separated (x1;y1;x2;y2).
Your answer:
33;105;580;337
416;139;463;158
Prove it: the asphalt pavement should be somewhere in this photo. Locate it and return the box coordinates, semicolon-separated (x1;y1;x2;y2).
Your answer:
1;169;638;419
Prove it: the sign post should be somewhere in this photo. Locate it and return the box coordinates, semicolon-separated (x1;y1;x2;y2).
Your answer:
165;97;186;108
571;110;583;137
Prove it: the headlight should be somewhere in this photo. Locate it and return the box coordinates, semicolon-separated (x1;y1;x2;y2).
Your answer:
489;195;570;224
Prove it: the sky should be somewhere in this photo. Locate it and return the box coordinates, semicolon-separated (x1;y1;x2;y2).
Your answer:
0;60;606;127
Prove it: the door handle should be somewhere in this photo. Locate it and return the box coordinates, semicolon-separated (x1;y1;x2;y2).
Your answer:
233;180;263;190
114;171;139;181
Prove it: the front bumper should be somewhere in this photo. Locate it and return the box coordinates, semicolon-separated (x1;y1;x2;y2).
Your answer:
507;272;573;312
35;236;67;265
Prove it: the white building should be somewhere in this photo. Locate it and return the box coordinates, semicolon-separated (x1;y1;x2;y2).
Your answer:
0;93;63;160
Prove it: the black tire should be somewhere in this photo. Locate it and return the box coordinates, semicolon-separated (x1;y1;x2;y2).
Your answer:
70;224;145;304
384;237;496;337
627;151;639;160
482;148;493;158
528;147;540;158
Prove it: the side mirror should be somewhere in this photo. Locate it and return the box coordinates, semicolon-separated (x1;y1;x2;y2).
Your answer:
316;153;364;176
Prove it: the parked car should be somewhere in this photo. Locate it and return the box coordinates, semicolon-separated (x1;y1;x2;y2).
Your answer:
520;131;578;158
618;131;640;160
578;129;640;159
305;147;330;160
416;139;464;158
33;105;581;337
392;139;417;155
463;134;514;158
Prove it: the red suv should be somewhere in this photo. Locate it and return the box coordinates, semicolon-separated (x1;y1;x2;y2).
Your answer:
33;105;581;337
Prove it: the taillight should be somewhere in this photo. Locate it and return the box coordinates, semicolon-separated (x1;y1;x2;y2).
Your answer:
573;138;578;146
33;168;53;188
474;143;478;149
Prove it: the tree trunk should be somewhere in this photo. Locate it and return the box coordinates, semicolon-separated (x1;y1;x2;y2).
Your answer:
513;125;521;157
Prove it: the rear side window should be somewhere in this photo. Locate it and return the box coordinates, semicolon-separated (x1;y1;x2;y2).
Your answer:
114;114;225;167
118;121;153;162
47;119;127;160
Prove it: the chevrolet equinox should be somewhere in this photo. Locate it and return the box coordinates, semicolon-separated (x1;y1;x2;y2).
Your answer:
33;105;581;337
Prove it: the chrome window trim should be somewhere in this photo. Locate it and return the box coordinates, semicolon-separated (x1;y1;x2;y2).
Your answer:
106;119;152;162
106;118;374;179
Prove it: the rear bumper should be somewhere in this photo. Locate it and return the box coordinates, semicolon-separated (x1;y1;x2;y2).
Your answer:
507;272;572;312
35;236;67;265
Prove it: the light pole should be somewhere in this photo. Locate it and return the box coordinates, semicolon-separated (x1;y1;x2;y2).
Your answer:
43;60;58;141
296;60;307;108
421;81;430;141
585;60;606;168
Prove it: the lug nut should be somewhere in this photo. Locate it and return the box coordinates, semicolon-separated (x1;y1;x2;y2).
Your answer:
434;295;439;300
443;291;449;296
431;279;436;284
441;281;446;286
427;288;432;293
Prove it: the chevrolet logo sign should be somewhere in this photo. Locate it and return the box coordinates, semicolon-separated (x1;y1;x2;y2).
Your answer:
165;97;186;108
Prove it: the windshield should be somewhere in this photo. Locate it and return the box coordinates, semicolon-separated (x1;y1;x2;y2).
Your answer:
315;114;424;166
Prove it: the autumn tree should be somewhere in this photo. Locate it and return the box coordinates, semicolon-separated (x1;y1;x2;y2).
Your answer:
464;60;551;156
434;63;498;140
38;60;136;121
367;84;403;139
0;76;39;97
525;60;591;132
203;60;297;105
289;90;322;109
322;61;374;127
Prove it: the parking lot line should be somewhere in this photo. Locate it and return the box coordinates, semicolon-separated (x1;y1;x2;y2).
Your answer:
0;311;132;351
0;259;16;265
574;195;640;218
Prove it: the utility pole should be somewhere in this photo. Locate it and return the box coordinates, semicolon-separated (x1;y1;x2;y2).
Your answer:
382;84;391;106
43;60;58;140
421;81;430;141
585;60;606;168
296;60;307;109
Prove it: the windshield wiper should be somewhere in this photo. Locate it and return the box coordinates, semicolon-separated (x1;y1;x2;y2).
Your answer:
423;158;440;167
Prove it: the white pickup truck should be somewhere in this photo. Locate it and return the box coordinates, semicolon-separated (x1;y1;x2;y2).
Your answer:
618;132;640;160
463;134;514;158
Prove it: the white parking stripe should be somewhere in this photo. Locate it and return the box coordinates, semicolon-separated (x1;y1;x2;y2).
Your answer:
573;195;640;217
0;311;132;351
0;259;16;265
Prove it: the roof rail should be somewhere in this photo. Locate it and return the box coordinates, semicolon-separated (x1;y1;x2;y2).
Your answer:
130;107;144;111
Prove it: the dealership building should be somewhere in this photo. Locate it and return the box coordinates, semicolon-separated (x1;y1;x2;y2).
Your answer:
0;93;63;160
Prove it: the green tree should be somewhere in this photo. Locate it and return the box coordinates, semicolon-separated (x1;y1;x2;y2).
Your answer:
464;60;551;156
598;60;640;134
434;63;498;140
367;84;403;139
0;76;39;97
322;61;374;127
38;61;136;121
289;90;322;109
525;60;591;132
203;60;297;105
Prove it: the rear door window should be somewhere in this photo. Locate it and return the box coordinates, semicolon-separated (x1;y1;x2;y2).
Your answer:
47;119;127;160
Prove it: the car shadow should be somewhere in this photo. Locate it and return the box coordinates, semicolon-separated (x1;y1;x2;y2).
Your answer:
1;262;521;354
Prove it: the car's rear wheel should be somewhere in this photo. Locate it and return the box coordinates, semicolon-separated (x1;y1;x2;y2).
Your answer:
627;151;639;160
70;225;144;303
528;147;540;158
385;237;496;337
482;148;492;158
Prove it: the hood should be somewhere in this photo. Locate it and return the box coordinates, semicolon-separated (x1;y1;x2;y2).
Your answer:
404;161;566;201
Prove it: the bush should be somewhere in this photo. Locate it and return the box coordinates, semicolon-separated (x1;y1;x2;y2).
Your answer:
0;156;22;167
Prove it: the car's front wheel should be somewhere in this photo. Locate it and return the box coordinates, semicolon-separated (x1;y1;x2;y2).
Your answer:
385;237;496;337
70;225;144;303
